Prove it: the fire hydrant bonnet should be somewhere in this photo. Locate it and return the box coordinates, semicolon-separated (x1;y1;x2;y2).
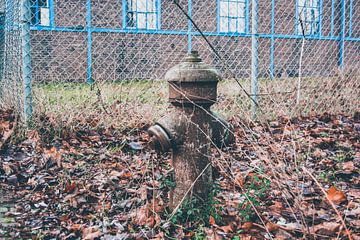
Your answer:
165;51;221;106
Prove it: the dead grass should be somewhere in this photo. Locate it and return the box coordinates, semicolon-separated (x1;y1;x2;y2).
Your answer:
32;76;359;133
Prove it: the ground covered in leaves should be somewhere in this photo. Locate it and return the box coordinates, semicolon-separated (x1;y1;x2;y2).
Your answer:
0;110;359;239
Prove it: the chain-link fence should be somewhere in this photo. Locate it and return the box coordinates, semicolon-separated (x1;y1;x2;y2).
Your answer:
0;0;359;128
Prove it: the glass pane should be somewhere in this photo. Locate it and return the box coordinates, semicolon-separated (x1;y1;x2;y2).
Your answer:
137;13;146;29
137;0;147;12
219;2;228;17
147;14;157;29
220;17;228;32
148;0;156;12
30;7;37;25
40;7;50;26
30;0;37;7
126;11;136;27
312;0;318;8
229;18;237;32
229;2;237;17
38;0;48;7
238;18;245;32
238;2;245;18
127;0;136;11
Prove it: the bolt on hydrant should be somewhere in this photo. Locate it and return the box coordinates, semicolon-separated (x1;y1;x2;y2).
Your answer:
148;51;234;209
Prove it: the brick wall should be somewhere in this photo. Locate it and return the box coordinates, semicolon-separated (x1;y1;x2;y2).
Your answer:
29;0;359;83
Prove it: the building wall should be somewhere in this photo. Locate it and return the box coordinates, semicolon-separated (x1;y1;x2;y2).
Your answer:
30;0;360;83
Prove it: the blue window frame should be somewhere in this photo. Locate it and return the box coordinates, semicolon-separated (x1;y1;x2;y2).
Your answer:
218;0;249;33
124;0;160;30
296;0;321;36
30;0;52;27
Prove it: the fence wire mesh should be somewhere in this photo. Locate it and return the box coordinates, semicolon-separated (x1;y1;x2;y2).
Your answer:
0;1;360;239
0;0;359;127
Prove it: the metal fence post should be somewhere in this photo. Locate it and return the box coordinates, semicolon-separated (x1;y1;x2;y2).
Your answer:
339;0;345;68
269;0;275;79
187;0;192;52
251;0;259;119
87;0;93;85
21;0;32;123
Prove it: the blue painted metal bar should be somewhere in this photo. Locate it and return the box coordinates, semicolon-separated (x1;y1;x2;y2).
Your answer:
187;0;192;52
122;0;126;28
49;0;55;27
21;0;33;123
270;0;275;79
339;0;345;68
86;0;93;85
29;25;356;42
245;0;250;33
251;0;258;119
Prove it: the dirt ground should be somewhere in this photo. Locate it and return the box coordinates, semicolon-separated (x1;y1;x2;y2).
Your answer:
0;109;359;239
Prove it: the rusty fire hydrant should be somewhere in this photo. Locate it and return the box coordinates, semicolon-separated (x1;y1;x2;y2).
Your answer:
148;51;234;209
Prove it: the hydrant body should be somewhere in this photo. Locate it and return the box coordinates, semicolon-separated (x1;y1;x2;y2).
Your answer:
148;51;234;209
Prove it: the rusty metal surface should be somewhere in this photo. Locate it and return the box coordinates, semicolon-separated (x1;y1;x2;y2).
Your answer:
148;51;234;209
165;51;221;106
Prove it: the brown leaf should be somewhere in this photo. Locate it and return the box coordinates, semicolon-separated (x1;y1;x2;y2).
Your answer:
241;222;253;230
312;222;341;236
269;201;283;213
64;182;77;193
82;226;102;240
327;186;347;205
219;224;233;233
342;161;355;172
266;222;280;232
209;216;216;226
44;147;62;168
69;223;82;231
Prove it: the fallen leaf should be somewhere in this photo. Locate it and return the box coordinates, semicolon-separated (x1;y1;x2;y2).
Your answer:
219;224;233;233
82;226;102;240
312;222;341;236
241;222;253;230
342;161;355;172
327;186;347;205
266;222;280;232
209;216;216;226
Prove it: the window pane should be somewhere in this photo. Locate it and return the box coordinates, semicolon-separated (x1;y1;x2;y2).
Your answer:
237;2;245;18
30;0;37;7
229;18;237;32
30;7;37;25
147;14;156;29
127;0;136;11
220;17;228;32
148;0;156;12
39;8;50;26
38;0;49;7
219;2;228;17
229;2;237;17
137;13;146;29
238;18;245;32
126;11;136;27
137;0;147;12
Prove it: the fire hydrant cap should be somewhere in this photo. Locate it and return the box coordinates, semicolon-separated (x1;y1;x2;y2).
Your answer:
165;51;221;83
